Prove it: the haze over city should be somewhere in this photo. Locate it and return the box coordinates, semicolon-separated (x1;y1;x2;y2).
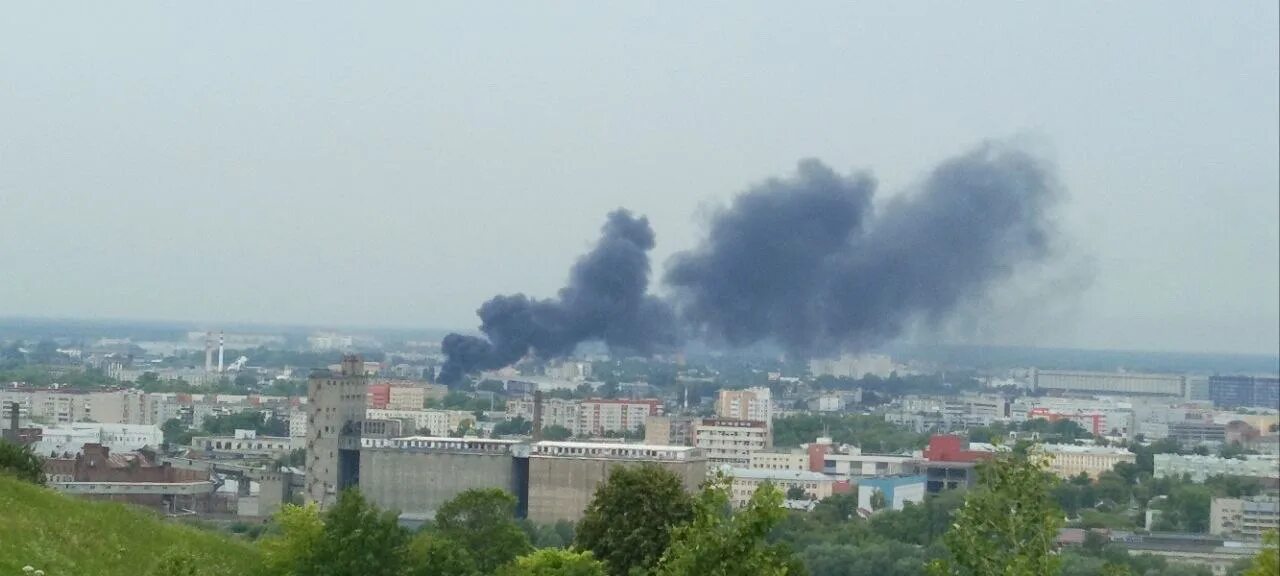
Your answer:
2;3;1277;356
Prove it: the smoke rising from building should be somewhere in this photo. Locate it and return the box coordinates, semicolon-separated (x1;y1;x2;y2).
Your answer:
440;142;1060;382
667;142;1058;356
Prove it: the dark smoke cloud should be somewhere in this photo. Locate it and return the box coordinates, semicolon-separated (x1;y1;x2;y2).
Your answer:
441;141;1060;381
666;142;1058;356
439;210;676;383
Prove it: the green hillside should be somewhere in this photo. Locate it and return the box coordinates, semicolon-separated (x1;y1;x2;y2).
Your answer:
0;474;262;576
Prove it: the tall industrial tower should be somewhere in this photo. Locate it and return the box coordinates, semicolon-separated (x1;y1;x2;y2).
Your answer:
304;354;367;508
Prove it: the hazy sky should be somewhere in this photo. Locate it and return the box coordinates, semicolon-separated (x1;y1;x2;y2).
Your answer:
1;3;1277;355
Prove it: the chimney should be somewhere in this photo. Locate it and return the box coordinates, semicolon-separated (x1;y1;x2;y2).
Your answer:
218;332;225;373
4;401;18;441
532;390;544;442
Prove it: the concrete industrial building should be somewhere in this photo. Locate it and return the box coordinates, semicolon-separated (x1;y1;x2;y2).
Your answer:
695;418;771;468
359;436;523;521
526;441;705;523
32;422;162;456
305;355;367;508
1032;369;1186;397
191;429;295;458
1210;496;1280;541
1039;444;1136;479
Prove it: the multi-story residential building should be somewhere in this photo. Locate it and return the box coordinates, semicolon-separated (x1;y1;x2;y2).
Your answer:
1153;453;1280;483
574;399;661;437
506;397;579;431
1031;369;1186;397
886;394;1007;432
717;388;772;424
696;418;770;468
726;468;840;508
809;354;895;379
644;415;697;447
1209;375;1280;410
816;394;844;412
749;449;809;472
1039;444;1136;479
365;409;475;436
858;475;927;512
1210;496;1280;541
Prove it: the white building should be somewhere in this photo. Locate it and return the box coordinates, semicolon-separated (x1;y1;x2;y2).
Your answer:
726;467;838;508
506;398;579;431
1039;444;1137;479
1154;454;1280;482
1210;496;1280;541
696;418;771;468
857;475;927;512
809;354;895;379
816;395;844;412
289;411;308;438
809;439;920;480
1032;369;1186;397
365;408;475;436
574;399;662;437
33;423;163;456
749;450;809;472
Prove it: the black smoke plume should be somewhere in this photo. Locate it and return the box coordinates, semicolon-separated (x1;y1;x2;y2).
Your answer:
666;142;1057;355
441;141;1059;382
439;210;676;383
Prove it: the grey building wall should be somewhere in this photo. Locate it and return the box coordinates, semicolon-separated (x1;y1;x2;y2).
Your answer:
526;457;706;524
360;449;518;519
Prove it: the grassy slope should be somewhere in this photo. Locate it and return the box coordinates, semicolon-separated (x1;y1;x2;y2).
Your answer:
0;474;262;575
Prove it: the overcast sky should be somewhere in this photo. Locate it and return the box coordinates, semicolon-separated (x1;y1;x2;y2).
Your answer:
1;2;1276;355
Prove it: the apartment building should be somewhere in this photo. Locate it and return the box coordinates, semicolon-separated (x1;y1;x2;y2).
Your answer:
717;388;773;423
574;398;661;437
749;449;809;472
696;418;770;468
1210;496;1280;541
727;468;839;508
1154;454;1280;483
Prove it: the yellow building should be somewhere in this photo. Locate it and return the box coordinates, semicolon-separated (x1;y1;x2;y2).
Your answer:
1040;444;1136;479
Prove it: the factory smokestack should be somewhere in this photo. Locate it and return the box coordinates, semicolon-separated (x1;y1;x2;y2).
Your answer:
440;141;1062;378
218;332;225;373
532;390;544;442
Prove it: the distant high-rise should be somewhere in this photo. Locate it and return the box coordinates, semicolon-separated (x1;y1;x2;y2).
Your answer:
305;354;367;508
1208;375;1280;409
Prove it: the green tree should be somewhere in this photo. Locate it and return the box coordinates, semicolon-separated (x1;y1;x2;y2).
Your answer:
435;488;532;573
496;549;607;576
653;475;803;576
542;425;572;441
787;485;810;501
260;503;325;576
929;449;1064;576
575;464;695;576
404;533;479;576
0;439;45;484
870;489;887;511
1243;530;1278;576
161;418;195;448
300;489;408;576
